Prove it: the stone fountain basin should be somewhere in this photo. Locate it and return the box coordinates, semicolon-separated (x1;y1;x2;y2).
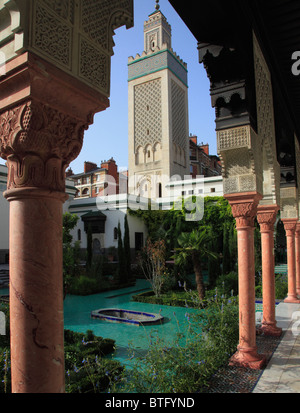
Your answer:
91;308;164;326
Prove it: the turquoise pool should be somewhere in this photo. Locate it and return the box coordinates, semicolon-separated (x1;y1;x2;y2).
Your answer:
63;279;200;366
2;280;268;368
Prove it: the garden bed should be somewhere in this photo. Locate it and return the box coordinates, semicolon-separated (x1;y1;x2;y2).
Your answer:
131;290;199;308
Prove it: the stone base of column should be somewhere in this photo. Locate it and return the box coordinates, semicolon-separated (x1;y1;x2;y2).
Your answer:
284;295;300;304
229;346;267;370
258;322;282;337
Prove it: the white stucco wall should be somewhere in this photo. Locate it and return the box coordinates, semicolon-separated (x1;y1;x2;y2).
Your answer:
67;194;148;252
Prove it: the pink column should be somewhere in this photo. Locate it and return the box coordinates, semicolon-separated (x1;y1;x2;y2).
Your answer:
257;205;282;337
6;188;67;392
295;223;300;298
225;192;266;370
282;219;300;304
0;54;108;392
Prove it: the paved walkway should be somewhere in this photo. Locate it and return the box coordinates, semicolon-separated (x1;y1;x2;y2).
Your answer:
253;301;300;393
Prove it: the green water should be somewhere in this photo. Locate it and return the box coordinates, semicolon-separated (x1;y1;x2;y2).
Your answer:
2;280;265;368
63;279;200;367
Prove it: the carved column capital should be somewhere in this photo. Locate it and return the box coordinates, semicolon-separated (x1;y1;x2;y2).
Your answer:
282;219;298;236
0;99;87;194
225;192;262;228
257;205;279;232
295;222;300;235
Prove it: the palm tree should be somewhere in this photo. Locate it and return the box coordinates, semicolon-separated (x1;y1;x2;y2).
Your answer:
174;229;218;300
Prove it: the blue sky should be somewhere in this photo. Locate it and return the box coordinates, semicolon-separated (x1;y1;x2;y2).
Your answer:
0;0;217;173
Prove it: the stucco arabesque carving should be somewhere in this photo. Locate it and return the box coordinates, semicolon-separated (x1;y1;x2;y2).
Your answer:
253;33;280;206
0;100;88;192
230;201;259;228
282;220;297;235
257;211;278;232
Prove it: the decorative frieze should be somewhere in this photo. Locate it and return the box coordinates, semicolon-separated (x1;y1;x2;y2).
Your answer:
217;125;251;152
134;78;162;152
280;185;299;220
33;1;72;69
128;48;187;86
171;80;187;149
253;32;280;206
0;0;133;96
217;125;263;195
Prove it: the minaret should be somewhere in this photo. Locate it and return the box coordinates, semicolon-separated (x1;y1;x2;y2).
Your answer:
128;0;189;199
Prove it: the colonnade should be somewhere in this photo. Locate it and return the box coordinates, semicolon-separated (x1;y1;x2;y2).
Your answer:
225;195;300;369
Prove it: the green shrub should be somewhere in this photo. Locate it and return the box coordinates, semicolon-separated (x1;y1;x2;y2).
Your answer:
1;327;121;394
275;274;288;299
64;328;122;393
215;272;238;296
132;290;199;308
118;293;239;393
66;357;123;393
69;275;99;295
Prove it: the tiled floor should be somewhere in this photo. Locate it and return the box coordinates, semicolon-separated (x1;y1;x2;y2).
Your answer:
253;301;300;393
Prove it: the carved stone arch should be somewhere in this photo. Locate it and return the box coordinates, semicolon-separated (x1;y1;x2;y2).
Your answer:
135;145;144;165
0;5;11;32
108;7;134;55
0;0;24;60
1;0;21;32
145;143;153;163
153;142;162;162
80;0;133;56
137;175;151;197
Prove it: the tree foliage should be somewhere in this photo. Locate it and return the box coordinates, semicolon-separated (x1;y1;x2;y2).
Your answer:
139;239;167;297
129;197;238;286
174;229;218;300
123;214;131;282
63;212;81;298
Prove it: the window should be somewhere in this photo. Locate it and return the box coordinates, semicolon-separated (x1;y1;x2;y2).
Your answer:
158;183;162;198
78;229;81;241
147;150;151;158
135;232;144;251
210;188;216;193
114;227;118;240
82;188;89;196
93;238;101;255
